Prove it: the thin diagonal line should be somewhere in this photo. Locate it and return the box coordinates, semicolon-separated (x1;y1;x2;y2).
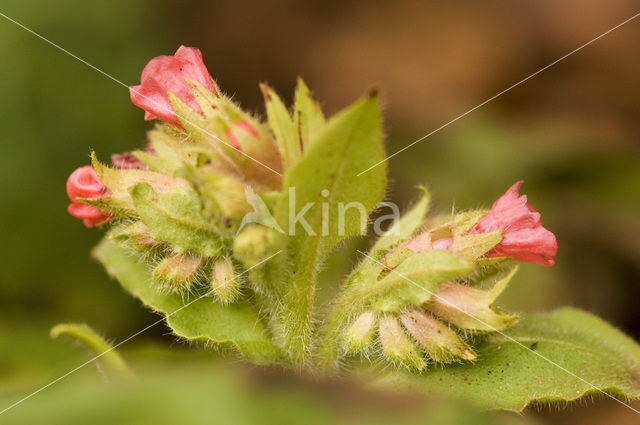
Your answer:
0;11;282;177
356;250;640;414
358;11;640;176
0;250;282;416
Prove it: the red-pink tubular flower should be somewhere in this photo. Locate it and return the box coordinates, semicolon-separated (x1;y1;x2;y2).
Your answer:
225;121;258;151
129;46;217;127
111;152;146;170
468;181;558;266
66;166;112;227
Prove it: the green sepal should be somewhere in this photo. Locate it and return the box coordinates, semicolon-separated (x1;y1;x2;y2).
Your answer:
176;163;251;222
370;250;473;312
293;78;325;151
107;221;159;251
152;253;205;293
426;267;519;332
371;186;430;256
400;310;476;362
130;129;193;175
167;92;210;136
378;315;426;370
211;257;242;304
129;183;224;257
450;231;503;261
91;152;185;212
261;83;300;170
343;311;377;354
451;210;488;234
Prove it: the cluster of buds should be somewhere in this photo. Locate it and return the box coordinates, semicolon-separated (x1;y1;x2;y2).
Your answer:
339;182;557;370
66;45;558;372
66;46;285;300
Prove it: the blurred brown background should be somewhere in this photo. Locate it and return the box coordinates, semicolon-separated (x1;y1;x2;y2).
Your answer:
0;0;638;423
171;0;640;334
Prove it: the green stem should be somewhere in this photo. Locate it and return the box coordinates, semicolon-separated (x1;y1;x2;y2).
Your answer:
316;284;364;375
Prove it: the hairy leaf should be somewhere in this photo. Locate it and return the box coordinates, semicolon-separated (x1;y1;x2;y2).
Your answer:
375;308;640;411
93;239;280;365
264;93;387;366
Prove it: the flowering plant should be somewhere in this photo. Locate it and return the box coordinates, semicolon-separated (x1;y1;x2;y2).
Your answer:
64;46;640;411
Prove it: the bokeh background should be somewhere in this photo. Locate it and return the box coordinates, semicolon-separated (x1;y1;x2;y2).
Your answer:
1;0;639;423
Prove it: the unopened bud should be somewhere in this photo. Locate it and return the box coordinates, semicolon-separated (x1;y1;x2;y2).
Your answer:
400;309;476;362
233;225;281;267
226;122;258;151
211;257;241;304
110;221;159;251
378;315;426;370
152;253;203;293
343;311;377;354
426;268;519;332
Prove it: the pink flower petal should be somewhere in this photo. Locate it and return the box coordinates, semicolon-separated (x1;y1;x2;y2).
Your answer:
129;46;216;127
469;181;557;266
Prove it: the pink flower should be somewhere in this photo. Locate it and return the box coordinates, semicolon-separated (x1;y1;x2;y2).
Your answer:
111;152;146;170
66;166;112;227
225;122;258;151
129;46;217;127
468;181;557;266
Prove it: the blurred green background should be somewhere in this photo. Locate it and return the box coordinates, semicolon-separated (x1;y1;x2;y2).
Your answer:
1;0;639;423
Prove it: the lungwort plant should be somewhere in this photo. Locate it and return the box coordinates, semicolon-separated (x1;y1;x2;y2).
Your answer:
65;46;640;411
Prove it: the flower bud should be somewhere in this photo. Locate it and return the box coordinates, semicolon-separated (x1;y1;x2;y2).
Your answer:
468;181;557;266
109;221;159;251
225;122;258;151
129;46;217;127
399;309;476;362
152;253;203;293
233;225;281;267
66;166;112;227
211;257;241;304
378;315;426;370
223;119;283;190
111;152;146;170
343;311;377;354
425;268;519;332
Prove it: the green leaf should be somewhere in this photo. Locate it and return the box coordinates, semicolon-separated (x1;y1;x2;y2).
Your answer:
261;84;300;169
92;239;280;365
130;183;224;257
371;250;473;312
371;187;430;255
265;93;387;366
50;323;134;381
375;308;640;411
293;78;325;151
